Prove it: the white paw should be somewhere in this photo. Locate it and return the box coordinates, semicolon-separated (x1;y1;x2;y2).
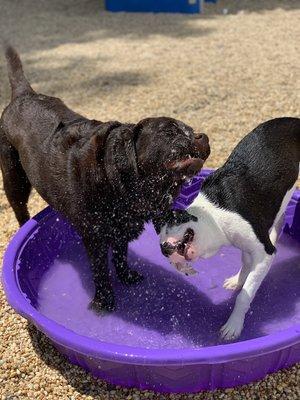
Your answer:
220;315;244;341
223;274;242;291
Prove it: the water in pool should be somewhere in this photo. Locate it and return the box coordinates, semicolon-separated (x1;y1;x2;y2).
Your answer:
19;214;300;349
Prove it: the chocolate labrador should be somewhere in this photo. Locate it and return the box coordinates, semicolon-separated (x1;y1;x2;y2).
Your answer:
0;46;210;312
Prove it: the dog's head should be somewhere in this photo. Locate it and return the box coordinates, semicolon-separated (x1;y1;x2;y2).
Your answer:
84;117;210;202
159;210;200;265
134;117;210;182
159;208;221;269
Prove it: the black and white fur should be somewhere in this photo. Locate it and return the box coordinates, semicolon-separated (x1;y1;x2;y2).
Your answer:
160;117;300;340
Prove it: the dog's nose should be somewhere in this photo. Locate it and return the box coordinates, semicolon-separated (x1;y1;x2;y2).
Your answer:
196;132;209;142
196;133;204;139
195;133;210;160
160;242;176;257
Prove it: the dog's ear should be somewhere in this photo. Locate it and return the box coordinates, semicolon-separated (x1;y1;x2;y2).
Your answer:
81;121;121;167
86;133;107;164
122;126;139;176
104;124;140;193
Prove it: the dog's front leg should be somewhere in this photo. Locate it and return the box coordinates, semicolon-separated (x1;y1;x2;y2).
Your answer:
82;236;115;313
112;239;144;285
221;250;274;340
223;251;252;290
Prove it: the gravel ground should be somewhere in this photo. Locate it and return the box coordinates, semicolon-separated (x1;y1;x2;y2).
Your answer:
0;0;299;399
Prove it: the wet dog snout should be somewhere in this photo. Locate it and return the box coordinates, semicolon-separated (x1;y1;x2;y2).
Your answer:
195;133;210;160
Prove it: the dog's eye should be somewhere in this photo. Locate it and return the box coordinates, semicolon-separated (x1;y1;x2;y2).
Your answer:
161;242;176;257
183;228;194;242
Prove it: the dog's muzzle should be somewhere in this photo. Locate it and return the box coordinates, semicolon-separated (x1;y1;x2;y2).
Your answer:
161;228;195;259
194;133;210;161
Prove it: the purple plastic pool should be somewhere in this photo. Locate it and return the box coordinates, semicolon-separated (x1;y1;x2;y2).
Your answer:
2;170;300;393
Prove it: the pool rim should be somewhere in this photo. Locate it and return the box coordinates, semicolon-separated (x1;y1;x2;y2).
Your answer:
2;183;300;367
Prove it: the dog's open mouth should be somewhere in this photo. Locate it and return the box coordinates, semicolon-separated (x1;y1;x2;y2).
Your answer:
164;156;204;179
164;133;210;179
161;228;195;261
176;228;195;260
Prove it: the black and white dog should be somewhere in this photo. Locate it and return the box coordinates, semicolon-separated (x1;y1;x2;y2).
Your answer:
160;117;300;340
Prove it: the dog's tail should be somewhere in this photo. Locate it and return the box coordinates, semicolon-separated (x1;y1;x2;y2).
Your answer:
4;45;34;99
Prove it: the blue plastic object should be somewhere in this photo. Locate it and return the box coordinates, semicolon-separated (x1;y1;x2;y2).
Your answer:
105;0;201;14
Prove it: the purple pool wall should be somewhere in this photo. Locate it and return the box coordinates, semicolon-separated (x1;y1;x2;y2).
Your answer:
2;170;300;393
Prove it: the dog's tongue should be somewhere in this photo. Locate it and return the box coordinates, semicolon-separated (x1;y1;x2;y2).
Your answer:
169;250;185;265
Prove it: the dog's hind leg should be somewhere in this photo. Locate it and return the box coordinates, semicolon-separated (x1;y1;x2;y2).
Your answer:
270;183;296;245
223;251;252;290
270;214;285;245
0;132;32;226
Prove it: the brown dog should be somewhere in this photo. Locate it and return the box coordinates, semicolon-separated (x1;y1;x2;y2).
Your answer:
0;47;210;312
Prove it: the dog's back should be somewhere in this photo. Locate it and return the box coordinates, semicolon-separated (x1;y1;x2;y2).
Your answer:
201;117;300;254
0;46;91;221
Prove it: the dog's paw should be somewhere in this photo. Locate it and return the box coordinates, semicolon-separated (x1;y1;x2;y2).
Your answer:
89;294;116;314
220;315;244;341
118;269;144;286
223;274;242;291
